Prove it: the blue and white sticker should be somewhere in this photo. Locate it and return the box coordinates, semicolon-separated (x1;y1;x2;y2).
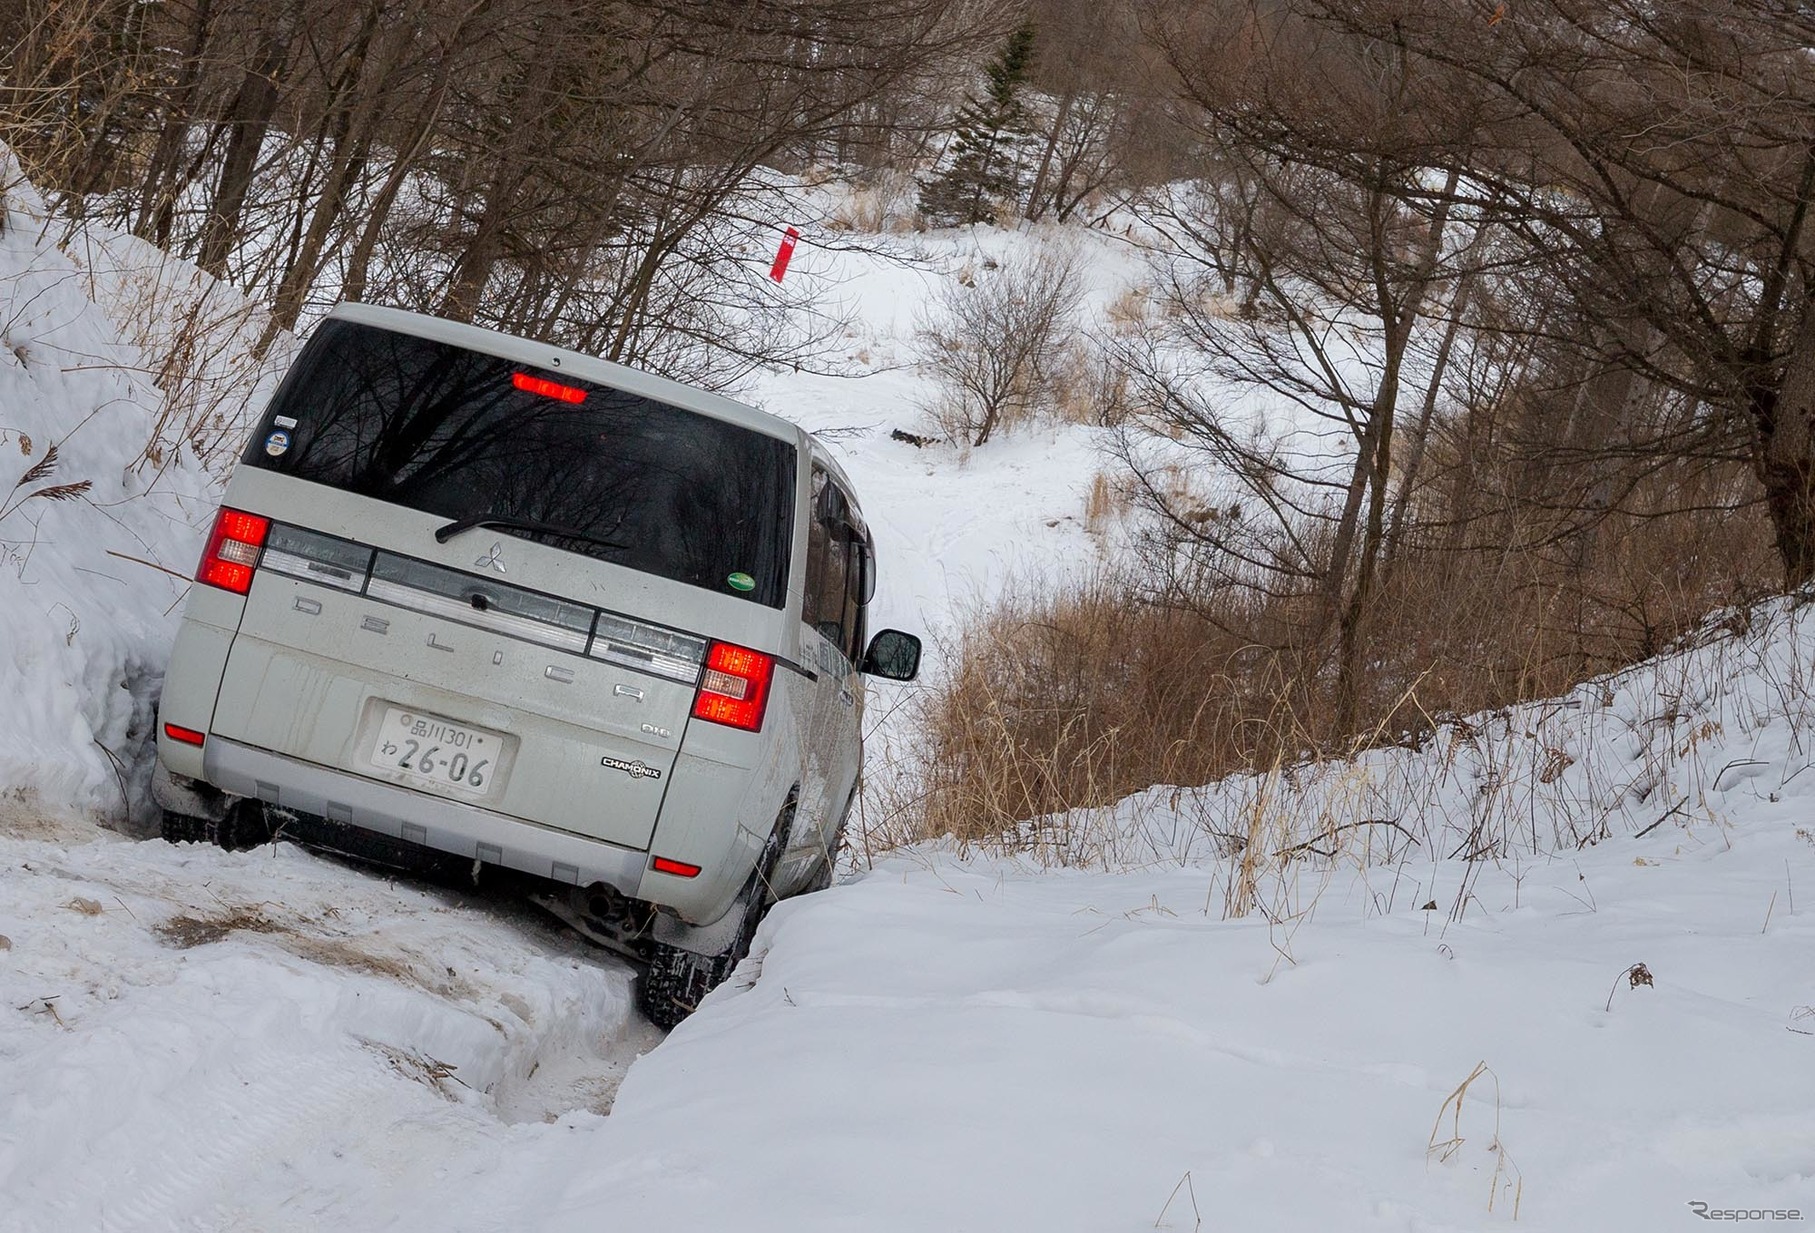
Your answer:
264;430;291;457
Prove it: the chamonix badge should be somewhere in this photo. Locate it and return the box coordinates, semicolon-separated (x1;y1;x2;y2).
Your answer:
474;542;507;574
601;756;663;781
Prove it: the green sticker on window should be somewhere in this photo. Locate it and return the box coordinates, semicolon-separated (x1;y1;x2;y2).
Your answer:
727;571;755;593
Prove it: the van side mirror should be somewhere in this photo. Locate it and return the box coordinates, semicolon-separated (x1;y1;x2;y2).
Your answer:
860;629;921;681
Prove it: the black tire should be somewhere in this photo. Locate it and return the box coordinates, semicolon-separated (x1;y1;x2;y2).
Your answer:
212;801;271;851
637;802;790;1029
160;802;268;851
160;809;209;845
637;944;743;1030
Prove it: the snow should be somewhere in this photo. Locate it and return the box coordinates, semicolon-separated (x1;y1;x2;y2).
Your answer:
2;157;1811;1230
0;153;237;832
0;833;656;1231
9;778;1807;1229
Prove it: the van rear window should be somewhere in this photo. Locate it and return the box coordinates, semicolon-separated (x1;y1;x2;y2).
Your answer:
243;319;795;607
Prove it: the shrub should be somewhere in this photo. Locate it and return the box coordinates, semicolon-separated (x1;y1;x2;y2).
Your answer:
916;245;1083;445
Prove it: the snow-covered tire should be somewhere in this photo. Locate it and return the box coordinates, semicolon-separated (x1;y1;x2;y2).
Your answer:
637;803;790;1029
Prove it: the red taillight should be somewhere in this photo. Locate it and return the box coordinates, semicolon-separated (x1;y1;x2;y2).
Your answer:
512;372;587;404
651;856;702;878
691;641;774;732
196;507;269;594
163;722;206;747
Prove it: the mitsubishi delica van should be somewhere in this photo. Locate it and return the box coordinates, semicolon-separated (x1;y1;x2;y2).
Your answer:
153;302;921;1027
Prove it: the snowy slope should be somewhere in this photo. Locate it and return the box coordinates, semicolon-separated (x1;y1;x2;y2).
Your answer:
0;836;657;1232
4;596;1810;1231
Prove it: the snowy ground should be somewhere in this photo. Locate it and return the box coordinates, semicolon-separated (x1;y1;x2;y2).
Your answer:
6;766;1809;1231
2;157;1811;1230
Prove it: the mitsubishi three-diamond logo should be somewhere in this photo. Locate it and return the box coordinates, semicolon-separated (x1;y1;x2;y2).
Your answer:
475;542;507;574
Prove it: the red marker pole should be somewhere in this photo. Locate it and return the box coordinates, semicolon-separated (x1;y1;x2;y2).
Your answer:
769;226;800;282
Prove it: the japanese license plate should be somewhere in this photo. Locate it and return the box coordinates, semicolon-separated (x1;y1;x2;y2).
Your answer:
367;707;501;798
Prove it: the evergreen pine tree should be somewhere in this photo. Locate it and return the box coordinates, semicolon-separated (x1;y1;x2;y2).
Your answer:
919;23;1037;228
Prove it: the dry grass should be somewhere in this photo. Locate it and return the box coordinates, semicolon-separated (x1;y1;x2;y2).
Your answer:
156;907;281;948
907;572;1294;850
1084;470;1125;530
153;904;477;999
1050;340;1136;427
901;494;1776;866
82;246;280;476
1105;285;1152;335
828;169;920;233
363;1039;470;1101
1427;1060;1522;1219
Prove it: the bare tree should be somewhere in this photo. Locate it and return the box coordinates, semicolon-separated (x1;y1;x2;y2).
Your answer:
1289;0;1815;587
1126;1;1484;730
917;245;1084;445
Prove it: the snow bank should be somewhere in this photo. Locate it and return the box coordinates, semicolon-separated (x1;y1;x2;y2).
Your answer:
0;152;250;830
551;818;1810;1232
0;834;650;1232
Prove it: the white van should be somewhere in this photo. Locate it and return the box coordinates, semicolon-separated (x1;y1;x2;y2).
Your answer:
153;303;920;1026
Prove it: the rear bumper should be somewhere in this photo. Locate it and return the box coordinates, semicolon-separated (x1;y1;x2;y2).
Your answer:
197;737;647;897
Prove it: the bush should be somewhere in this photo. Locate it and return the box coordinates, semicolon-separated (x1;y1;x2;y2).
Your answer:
916;245;1083;445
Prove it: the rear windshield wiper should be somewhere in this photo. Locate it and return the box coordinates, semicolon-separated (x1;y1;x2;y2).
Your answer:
434;512;627;553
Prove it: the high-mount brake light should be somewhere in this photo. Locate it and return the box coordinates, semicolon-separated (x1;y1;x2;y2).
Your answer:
650;856;702;878
512;372;587;404
162;722;206;747
691;641;774;732
197;507;270;595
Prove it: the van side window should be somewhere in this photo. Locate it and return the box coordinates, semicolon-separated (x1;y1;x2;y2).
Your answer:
803;468;867;665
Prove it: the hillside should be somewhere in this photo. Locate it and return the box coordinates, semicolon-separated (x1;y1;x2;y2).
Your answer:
0;152;1810;1232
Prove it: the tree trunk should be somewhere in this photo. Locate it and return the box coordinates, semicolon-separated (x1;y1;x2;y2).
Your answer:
1022;87;1074;222
258;133;370;350
1755;295;1815;588
135;0;215;241
258;0;383;350
1334;400;1395;735
196;21;292;277
1384;268;1475;565
1331;171;1458;731
439;182;516;322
